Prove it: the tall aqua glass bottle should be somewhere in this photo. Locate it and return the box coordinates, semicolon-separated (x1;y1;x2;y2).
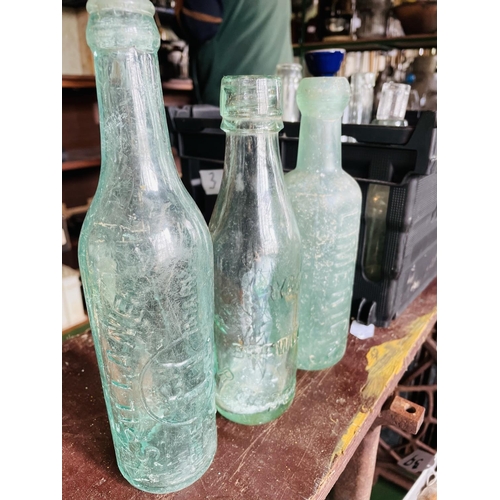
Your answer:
78;0;216;493
285;77;362;371
210;76;302;425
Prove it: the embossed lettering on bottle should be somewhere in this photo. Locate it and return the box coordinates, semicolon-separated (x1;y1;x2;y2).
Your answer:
78;0;216;494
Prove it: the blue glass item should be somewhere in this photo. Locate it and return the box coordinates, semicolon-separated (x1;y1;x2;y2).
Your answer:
304;48;346;77
78;0;217;493
285;77;362;371
210;75;302;425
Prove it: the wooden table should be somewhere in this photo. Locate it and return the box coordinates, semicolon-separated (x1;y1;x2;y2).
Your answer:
63;280;437;500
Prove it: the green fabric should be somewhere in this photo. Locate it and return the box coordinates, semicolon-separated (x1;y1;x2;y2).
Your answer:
193;0;293;105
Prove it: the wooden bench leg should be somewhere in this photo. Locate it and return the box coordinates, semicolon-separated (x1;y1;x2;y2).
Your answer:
332;425;381;500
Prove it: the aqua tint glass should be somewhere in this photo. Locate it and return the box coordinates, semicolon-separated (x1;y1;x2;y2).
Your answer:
285;77;362;371
78;0;216;493
210;75;302;425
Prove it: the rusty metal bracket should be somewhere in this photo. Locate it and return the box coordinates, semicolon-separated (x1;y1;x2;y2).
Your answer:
330;395;426;500
374;394;426;434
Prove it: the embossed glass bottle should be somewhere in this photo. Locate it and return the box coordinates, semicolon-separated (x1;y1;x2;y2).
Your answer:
285;77;362;371
210;76;302;425
78;0;216;493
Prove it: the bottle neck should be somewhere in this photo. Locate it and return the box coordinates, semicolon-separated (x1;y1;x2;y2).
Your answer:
96;48;175;177
224;130;283;188
296;114;342;173
211;130;286;235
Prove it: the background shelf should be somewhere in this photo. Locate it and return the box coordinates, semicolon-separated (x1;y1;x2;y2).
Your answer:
293;34;437;56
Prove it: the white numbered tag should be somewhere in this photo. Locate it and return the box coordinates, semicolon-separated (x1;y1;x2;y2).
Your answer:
199;169;223;195
397;450;435;474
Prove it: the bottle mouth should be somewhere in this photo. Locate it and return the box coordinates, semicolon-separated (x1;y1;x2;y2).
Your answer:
220;75;283;132
220;76;282;119
87;0;155;16
276;63;303;72
297;77;351;118
86;0;159;52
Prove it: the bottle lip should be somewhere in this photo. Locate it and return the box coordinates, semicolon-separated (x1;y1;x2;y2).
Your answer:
87;0;155;16
276;63;303;71
297;77;350;118
220;75;283;123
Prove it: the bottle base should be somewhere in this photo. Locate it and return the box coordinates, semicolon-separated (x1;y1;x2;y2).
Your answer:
216;393;295;425
297;348;346;371
118;446;216;495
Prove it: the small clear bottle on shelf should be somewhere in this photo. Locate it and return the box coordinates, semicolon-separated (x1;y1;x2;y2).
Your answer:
364;81;411;284
343;72;376;125
371;81;411;127
276;63;303;123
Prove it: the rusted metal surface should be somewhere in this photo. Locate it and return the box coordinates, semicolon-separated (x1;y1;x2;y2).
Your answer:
376;395;425;435
330;395;425;500
63;279;437;500
375;328;437;491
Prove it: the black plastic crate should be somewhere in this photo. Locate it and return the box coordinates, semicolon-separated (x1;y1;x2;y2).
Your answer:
167;106;437;328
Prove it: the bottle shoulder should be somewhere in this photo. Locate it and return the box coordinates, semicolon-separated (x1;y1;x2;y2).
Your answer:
211;211;301;256
285;169;362;197
79;192;212;256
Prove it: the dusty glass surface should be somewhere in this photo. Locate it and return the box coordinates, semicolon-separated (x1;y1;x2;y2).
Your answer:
210;76;302;425
78;0;216;493
285;77;362;371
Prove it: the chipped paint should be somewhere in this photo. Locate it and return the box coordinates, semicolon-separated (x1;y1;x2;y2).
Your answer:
362;309;437;403
329;307;437;465
329;411;368;465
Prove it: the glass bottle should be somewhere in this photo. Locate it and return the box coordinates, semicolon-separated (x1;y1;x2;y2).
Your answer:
210;75;302;425
285;77;362;371
342;72;376;125
326;0;354;38
371;81;411;126
363;81;411;285
78;0;216;493
355;0;392;38
276;62;303;123
363;183;390;281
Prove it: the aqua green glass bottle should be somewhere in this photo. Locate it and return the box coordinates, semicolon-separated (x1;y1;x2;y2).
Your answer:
210;76;302;425
78;0;216;493
285;77;362;371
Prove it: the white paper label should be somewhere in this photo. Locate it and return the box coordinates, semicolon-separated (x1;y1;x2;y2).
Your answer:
199;169;223;195
397;450;435;474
